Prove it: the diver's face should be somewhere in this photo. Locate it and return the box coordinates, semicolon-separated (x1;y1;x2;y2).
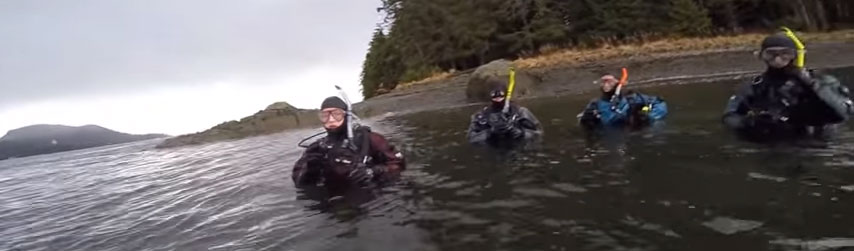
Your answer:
600;75;619;93
490;89;506;103
319;108;345;130
760;47;797;69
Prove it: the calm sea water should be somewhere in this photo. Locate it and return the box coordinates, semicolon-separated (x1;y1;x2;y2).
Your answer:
2;67;854;251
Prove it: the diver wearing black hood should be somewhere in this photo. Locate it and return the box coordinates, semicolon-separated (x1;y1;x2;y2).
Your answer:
722;31;854;141
319;96;349;137
467;80;542;146
292;96;405;190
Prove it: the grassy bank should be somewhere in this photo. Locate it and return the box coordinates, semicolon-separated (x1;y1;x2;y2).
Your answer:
396;30;854;90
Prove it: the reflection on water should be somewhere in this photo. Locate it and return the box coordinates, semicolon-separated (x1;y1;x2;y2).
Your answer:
1;67;853;251
396;66;854;250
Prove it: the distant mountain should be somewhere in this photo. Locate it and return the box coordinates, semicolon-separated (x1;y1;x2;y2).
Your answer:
0;124;168;160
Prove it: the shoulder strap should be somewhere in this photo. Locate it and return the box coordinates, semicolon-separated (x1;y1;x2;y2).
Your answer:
356;127;372;163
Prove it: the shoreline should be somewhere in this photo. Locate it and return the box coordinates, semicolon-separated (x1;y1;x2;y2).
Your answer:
356;42;854;118
158;41;854;148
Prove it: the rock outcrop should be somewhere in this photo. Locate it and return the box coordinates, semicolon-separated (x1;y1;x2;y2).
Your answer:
465;59;539;102
156;102;318;148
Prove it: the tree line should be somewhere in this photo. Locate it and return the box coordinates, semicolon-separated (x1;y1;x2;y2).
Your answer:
360;0;854;98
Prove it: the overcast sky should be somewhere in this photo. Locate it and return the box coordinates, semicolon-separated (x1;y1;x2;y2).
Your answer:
0;0;381;136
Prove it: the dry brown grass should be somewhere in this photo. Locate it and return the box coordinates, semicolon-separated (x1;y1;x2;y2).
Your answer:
801;29;854;41
396;70;456;90
515;30;854;69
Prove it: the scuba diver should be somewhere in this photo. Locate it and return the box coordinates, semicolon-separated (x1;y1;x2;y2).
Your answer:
578;69;668;130
722;28;854;141
467;79;542;147
292;93;405;191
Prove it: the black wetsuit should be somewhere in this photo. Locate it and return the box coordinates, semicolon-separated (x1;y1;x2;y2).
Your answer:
722;68;853;140
292;125;405;190
467;103;543;146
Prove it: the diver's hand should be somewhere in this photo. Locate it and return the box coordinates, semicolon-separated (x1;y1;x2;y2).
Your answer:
303;153;325;171
490;114;510;133
586;109;601;119
747;111;787;127
508;126;524;139
474;114;491;131
493;114;519;133
347;164;380;186
579;110;601;128
788;67;819;90
303;144;326;169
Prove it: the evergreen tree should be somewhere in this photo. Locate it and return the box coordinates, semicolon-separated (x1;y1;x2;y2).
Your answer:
357;0;853;98
669;0;713;35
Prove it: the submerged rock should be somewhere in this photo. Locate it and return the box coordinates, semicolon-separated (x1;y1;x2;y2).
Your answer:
771;238;854;251
702;217;763;235
747;172;788;182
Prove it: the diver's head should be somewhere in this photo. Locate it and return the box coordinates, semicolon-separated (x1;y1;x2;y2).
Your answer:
599;74;619;98
488;79;508;110
600;74;619;93
319;96;348;133
758;33;798;70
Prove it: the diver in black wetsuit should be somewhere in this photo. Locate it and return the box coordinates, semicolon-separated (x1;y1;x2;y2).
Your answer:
722;31;854;141
467;81;542;147
292;97;405;190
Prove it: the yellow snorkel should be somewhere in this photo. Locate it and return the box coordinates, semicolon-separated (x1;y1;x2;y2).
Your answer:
503;67;516;114
780;27;806;68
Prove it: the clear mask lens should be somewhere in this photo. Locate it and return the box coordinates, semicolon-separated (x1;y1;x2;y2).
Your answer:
319;110;345;122
760;47;796;62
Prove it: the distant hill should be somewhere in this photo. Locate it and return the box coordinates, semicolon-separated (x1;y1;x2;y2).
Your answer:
155;102;319;148
0;124;168;160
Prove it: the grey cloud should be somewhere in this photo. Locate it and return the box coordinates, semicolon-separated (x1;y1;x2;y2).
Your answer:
0;0;380;108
